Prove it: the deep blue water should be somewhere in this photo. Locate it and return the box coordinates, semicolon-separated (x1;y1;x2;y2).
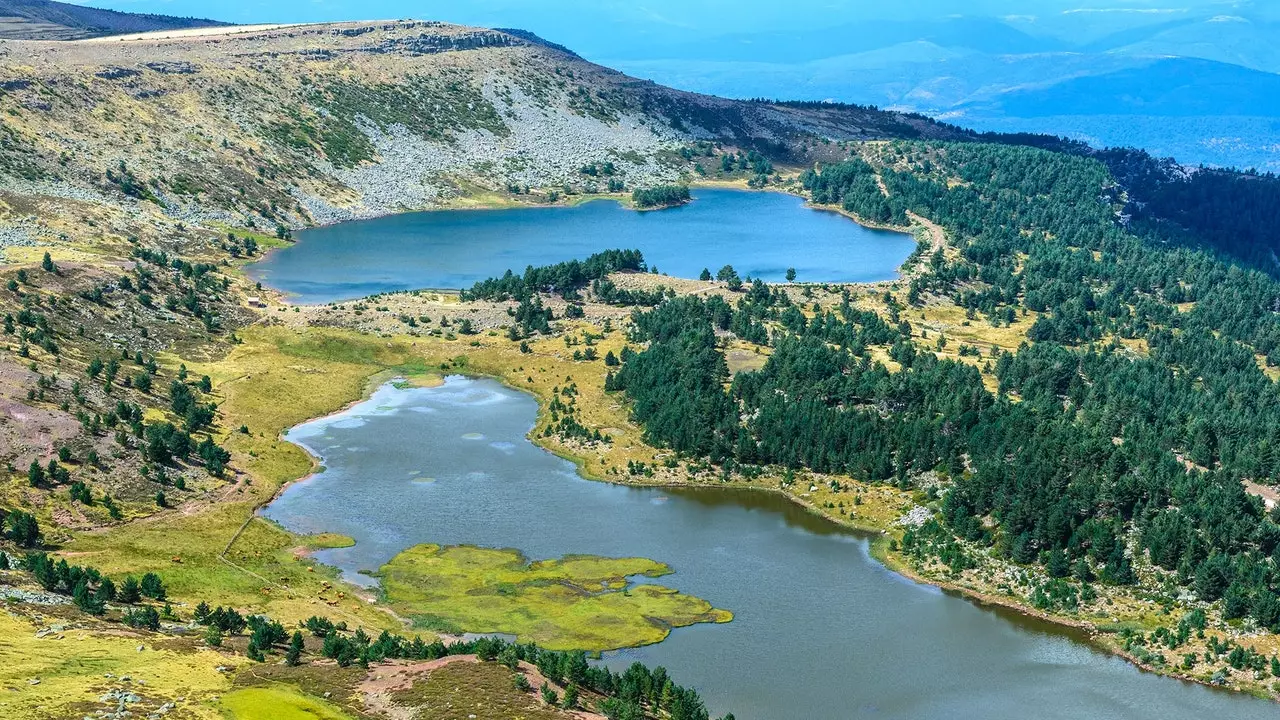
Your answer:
246;189;916;304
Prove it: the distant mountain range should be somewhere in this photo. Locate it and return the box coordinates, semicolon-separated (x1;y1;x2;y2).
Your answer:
5;0;1278;171
592;7;1280;172
0;0;227;40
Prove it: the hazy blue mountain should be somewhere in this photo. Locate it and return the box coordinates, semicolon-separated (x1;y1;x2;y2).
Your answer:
600;16;1065;63
972;58;1280;118
78;0;1280;169
594;7;1280;171
1107;16;1280;74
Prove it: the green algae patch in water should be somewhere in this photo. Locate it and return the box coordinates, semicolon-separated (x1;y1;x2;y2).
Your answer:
376;544;732;651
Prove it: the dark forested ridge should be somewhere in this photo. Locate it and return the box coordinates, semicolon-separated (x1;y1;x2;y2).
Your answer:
972;132;1280;274
612;141;1280;632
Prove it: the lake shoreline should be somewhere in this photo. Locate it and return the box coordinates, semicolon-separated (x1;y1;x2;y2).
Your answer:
237;182;1275;705
260;369;1274;705
243;183;920;303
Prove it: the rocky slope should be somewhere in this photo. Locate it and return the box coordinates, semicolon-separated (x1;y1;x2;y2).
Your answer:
0;19;964;245
0;16;969;541
0;0;228;41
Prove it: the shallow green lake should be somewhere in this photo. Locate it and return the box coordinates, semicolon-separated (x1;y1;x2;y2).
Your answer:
262;377;1276;720
246;189;916;303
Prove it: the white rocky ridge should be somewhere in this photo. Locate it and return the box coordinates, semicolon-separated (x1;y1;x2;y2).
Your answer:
321;79;684;222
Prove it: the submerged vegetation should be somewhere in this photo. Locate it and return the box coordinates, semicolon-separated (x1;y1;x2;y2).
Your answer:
376;544;731;651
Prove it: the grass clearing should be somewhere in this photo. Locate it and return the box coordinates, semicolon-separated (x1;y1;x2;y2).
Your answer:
61;326;432;629
0;609;236;719
219;685;356;720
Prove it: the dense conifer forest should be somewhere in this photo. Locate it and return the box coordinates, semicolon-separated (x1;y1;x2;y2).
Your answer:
463;249;647;302
611;141;1280;629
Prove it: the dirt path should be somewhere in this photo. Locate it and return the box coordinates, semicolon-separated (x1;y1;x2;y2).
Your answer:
907;211;947;252
359;655;608;720
1244;480;1279;510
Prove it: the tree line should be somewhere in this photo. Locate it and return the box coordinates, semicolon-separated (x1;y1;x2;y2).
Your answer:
632;185;690;209
463;249;646;302
609;140;1280;632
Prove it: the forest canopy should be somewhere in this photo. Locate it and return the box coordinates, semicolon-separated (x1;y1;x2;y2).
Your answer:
611;141;1280;630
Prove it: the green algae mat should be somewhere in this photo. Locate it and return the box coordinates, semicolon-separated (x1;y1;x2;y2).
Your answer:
376;544;732;651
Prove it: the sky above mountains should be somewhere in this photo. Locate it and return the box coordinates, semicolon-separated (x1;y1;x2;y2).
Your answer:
86;1;1277;49
86;0;1280;170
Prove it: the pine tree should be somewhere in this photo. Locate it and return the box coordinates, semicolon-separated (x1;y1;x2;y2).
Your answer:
204;625;223;647
118;576;142;603
95;576;116;603
140;572;166;600
286;631;304;666
73;579;104;615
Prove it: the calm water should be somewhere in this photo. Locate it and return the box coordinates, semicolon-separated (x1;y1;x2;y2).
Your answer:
262;377;1275;720
246;189;916;304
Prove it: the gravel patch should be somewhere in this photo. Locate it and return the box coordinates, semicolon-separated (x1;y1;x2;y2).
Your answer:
896;505;932;528
0;223;40;250
310;77;685;222
1;586;71;606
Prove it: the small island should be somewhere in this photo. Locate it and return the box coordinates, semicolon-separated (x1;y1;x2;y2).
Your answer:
632;184;692;209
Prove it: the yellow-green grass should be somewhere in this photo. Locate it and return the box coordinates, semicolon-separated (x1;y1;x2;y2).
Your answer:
62;500;391;628
437;179;628;212
844;290;1039;392
724;339;770;376
61;326;435;628
0;610;236;719
218;686;356;720
302;533;357;550
377;544;732;651
3;244;117;265
1257;354;1280;382
210;221;294;251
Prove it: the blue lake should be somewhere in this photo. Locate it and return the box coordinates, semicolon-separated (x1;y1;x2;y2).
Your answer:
246;188;917;303
263;377;1277;720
